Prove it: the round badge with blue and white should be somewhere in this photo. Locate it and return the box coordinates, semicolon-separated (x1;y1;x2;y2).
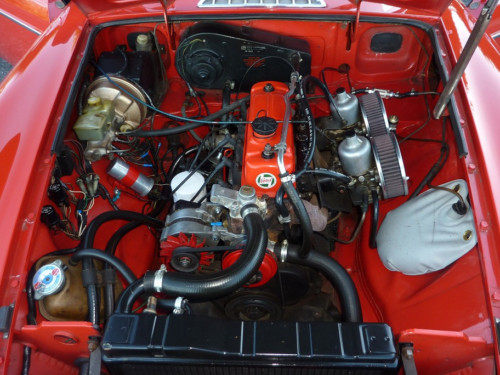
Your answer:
32;260;66;300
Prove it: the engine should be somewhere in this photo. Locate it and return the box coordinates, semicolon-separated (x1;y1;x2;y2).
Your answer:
36;24;410;326
33;20;475;375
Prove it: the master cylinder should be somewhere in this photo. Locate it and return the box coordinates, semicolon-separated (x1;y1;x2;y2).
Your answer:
241;81;296;197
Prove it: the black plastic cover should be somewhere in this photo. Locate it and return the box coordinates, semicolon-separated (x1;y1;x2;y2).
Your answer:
252;116;278;137
370;33;403;53
175;23;311;91
97;50;162;106
102;314;399;375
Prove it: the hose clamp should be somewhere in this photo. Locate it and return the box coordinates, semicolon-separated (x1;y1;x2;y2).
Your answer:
280;240;288;263
173;297;186;315
240;204;259;219
281;174;295;183
153;264;166;293
278;214;291;224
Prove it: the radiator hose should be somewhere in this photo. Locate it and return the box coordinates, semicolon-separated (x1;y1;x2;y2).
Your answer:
283;244;362;322
117;206;267;313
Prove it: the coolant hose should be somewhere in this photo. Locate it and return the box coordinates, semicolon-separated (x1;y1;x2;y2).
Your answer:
77;211;163;325
282;180;313;259
80;210;163;249
286;245;362;322
118;208;267;312
72;249;137;284
73;249;183;313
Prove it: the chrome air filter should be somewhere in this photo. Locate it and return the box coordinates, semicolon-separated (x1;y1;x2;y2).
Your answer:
371;133;408;199
360;92;390;137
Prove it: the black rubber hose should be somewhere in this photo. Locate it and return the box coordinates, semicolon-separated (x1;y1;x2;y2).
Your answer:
301;75;344;127
286;245;362;322
102;220;156;319
78;362;89;375
295;168;351;184
105;221;143;255
77;211;163;325
275;185;292;239
116;279;144;313
152;208;266;299
275;185;289;218
127;96;249;137
282;180;313;259
80;210;163;249
119;209;267;312
369;189;379;249
298;76;321;170
73;249;137;285
82;259;99;326
73;250;177;313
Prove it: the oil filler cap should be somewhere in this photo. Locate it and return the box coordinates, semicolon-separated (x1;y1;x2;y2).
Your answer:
252;116;278;137
33;260;66;300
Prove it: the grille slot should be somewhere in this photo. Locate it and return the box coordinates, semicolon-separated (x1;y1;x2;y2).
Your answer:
198;0;326;8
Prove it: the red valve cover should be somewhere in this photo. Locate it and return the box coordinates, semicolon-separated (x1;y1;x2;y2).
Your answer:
241;81;296;197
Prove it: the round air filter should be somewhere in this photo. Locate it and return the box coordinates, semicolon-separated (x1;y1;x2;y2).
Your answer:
371;133;408;199
360;92;390;137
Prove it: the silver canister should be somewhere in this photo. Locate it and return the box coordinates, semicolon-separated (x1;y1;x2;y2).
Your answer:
334;87;360;127
338;132;372;176
107;158;154;196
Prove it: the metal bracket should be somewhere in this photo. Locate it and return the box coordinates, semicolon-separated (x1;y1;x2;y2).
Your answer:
400;343;418;375
88;338;102;375
0;305;13;339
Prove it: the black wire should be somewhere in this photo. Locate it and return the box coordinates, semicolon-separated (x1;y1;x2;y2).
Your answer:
166;146;198;183
125;96;251;138
160;144;185;183
93;61;251;126
171;137;232;198
197;91;210;116
188;158;231;202
320;65;353;92
114;47;128;75
189;133;211;171
236;55;296;98
98;183;119;210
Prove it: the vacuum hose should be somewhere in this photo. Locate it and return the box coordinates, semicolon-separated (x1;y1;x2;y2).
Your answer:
117;206;268;313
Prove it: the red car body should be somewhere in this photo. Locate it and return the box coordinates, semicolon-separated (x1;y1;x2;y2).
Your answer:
1;0;500;374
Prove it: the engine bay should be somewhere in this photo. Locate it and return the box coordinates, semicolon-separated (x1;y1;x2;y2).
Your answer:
15;16;492;374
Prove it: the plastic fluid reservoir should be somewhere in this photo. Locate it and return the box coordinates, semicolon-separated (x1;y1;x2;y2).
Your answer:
171;171;206;203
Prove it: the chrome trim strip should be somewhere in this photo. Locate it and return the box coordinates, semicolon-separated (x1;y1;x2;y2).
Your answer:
0;10;41;35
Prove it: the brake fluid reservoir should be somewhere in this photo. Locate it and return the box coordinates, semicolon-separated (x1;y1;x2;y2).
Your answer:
241;82;295;197
73;96;115;141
